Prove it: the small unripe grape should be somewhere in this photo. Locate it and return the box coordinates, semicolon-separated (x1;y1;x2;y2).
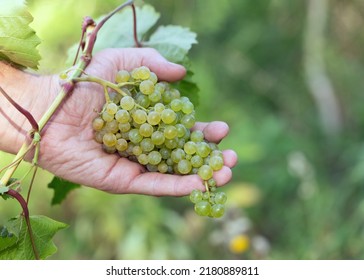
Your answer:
161;109;177;124
184;141;197;155
147;111;161;125
189;189;203;203
137;154;149;165
181;114;195;129
139;123;154;137
191;130;204;142
211;204;225;218
194;201;211;216
120;96;135;110
196;142;211;158
149;72;158;84
103;133;117;147
164;125;178;139
171;99;183;112
140;80;155;95
148;151;162;165
140;138;154;152
177;159;192;174
128;129;143;144
115;70;130;83
115;139;128;151
158;162;168;173
151;131;165;145
214;192;227;204
115;109;130;123
106;102;118;115
154;103;165;113
131;66;150;80
191;155;204;168
102;111;114;122
171;148;185;163
182;101;194;114
148;90;162;102
118;122;131;133
198;165;213;180
132;109;147;124
209;155;224;171
92;117;104;131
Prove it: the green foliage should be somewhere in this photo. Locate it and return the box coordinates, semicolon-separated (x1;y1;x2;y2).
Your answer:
0;215;67;260
67;4;197;65
48;176;81;205
0;0;41;69
144;25;197;63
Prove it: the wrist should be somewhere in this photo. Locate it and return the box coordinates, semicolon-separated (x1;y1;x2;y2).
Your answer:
0;62;57;154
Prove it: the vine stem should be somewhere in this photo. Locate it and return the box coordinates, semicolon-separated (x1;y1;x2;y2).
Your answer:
7;189;39;260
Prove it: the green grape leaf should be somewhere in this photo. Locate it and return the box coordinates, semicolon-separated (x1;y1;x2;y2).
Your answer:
174;69;200;106
0;215;68;260
67;4;160;65
0;0;41;69
144;25;197;63
48;176;81;206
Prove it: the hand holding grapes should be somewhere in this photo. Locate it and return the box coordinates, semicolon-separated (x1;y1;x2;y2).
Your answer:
0;48;237;199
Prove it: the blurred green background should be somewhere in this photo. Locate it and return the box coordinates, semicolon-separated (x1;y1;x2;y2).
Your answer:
2;0;364;259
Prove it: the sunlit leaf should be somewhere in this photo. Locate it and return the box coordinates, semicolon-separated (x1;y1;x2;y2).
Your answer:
0;0;41;69
0;215;67;260
144;25;197;63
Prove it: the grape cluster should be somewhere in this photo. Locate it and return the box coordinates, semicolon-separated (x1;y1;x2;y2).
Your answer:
92;66;227;218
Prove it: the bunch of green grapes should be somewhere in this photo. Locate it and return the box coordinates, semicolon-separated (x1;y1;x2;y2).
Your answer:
92;66;227;218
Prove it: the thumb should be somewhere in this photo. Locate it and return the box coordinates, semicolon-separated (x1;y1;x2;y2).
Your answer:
112;47;186;82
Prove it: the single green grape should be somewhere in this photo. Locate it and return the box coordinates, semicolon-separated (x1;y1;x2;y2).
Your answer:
171;99;183;112
191;130;204;142
103;133;117;147
161;109;177;124
120;96;135;110
115;70;130;83
182;101;194;114
210;204;225;218
180;114;195;129
209;155;224;171
128;129;143;144
115;138;128;152
115;109;130;124
164;125;178;139
177;159;192;174
140;80;155;95
148;151;162;165
132;109;147;124
194;201;212;216
196;142;211;158
106;102;118;115
151;131;165;145
214;192;227;204
189;189;203;203
184;141;197;155
131;66;150;80
92;117;104;131
140;138;154;152
139;123;154;137
198;165;214;180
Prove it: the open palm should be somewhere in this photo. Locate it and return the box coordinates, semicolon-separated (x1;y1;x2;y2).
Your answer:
38;48;237;196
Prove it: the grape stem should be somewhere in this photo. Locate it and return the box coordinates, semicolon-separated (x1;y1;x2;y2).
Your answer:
6;189;39;260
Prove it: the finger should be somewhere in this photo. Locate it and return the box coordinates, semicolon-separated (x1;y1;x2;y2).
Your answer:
113;48;186;82
192;121;229;143
223;149;238;168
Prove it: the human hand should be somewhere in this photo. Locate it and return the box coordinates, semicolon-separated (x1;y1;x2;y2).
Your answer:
36;48;238;196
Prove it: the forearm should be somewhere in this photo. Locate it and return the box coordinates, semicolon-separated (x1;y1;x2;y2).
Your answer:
0;62;55;154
